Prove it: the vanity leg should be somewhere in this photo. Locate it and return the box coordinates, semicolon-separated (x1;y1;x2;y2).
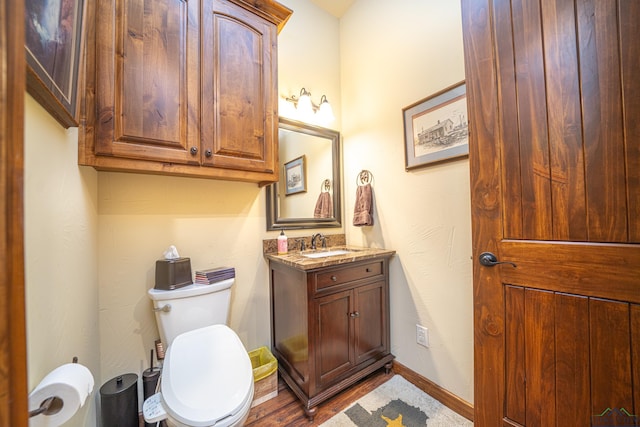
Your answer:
304;406;317;422
384;361;393;374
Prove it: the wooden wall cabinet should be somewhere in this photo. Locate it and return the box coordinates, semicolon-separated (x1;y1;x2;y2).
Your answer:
269;256;394;420
79;0;291;184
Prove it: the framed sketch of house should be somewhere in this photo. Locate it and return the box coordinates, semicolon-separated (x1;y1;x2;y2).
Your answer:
403;81;469;169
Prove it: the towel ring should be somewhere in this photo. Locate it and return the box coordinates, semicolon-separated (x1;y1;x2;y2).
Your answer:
321;179;331;192
356;170;374;186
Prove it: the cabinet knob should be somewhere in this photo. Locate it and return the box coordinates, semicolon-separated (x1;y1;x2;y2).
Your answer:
365;268;371;272
349;312;360;318
205;149;212;158
190;147;198;155
331;276;337;281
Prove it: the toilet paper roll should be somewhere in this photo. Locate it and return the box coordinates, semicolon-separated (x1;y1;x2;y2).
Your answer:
28;363;94;427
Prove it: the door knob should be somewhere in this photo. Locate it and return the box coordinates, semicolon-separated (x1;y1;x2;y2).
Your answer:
479;252;517;268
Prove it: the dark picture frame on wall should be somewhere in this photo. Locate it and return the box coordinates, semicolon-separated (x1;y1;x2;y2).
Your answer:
25;0;85;128
284;155;307;196
403;81;469;170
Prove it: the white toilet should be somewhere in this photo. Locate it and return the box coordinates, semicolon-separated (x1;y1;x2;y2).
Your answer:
143;278;254;427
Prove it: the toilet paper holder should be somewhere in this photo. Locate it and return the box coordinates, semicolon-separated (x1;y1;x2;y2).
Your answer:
29;356;78;419
29;396;64;418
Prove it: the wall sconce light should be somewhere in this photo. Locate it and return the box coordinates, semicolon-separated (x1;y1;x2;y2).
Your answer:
281;88;335;125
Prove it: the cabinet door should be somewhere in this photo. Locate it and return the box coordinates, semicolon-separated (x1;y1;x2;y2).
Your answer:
95;0;200;163
354;281;388;365
315;290;354;388
201;0;277;174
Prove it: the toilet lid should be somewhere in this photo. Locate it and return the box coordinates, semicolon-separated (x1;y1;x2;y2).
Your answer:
161;324;253;426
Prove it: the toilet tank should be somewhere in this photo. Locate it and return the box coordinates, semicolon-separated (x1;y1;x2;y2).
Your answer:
148;279;234;347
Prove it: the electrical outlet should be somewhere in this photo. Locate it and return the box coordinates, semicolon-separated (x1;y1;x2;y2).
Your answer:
416;324;429;348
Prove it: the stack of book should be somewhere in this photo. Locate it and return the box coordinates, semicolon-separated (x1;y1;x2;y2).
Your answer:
194;266;235;285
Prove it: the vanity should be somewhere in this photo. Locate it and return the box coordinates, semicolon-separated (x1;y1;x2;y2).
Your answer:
266;245;395;420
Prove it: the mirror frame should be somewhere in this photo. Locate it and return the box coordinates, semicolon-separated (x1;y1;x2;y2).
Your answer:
266;117;341;230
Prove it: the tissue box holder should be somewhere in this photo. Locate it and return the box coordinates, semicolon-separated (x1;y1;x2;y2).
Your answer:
155;258;192;290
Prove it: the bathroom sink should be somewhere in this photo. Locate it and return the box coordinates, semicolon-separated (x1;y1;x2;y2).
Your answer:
302;249;353;259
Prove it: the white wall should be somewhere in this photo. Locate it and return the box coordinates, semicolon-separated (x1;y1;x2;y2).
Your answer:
24;95;100;427
341;1;473;402
278;0;342;130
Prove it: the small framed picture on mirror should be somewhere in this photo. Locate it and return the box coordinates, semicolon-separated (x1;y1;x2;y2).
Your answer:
284;155;307;196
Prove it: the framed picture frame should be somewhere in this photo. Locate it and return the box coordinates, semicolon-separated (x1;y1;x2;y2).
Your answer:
403;81;469;170
25;0;86;128
284;155;307;196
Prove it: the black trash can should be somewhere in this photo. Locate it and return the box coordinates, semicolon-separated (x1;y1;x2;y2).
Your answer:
100;373;138;427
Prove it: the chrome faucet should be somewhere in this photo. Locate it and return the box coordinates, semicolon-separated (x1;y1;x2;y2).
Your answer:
311;233;326;250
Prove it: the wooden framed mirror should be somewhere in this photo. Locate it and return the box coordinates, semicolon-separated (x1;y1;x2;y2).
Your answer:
266;118;341;230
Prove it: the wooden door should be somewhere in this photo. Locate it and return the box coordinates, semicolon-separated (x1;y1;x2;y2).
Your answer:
94;0;200;164
462;0;640;426
316;289;355;388
354;281;388;365
1;0;28;425
201;0;278;174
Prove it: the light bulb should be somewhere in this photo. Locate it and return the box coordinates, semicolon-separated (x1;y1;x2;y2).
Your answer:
279;98;297;119
317;95;335;124
296;90;314;122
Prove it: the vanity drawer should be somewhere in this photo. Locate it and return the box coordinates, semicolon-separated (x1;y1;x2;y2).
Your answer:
315;261;383;291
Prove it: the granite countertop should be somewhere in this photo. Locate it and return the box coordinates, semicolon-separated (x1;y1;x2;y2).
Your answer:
265;246;395;270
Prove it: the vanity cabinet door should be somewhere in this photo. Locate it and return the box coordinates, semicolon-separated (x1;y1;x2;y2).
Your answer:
315;289;355;387
354;281;388;365
314;280;389;388
201;0;278;175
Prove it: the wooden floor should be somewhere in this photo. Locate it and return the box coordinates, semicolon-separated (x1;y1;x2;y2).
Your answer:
245;369;394;426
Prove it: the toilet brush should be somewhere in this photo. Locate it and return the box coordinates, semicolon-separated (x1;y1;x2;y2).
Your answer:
143;349;162;427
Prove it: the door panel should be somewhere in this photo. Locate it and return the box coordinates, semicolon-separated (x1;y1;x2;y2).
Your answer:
316;290;353;387
354;281;386;364
201;0;277;173
463;0;640;425
554;294;591;427
632;306;640;418
542;0;586;241
498;0;634;243
500;241;640;303
577;0;628;242
621;0;640;242
96;0;200;163
504;289;637;427
504;286;525;425
120;0;187;146
511;0;553;241
590;299;634;420
523;289;555;426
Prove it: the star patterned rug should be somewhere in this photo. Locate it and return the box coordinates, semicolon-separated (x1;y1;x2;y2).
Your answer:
319;375;473;427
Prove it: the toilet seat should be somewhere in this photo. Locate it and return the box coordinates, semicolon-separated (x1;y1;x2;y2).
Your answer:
161;324;254;427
